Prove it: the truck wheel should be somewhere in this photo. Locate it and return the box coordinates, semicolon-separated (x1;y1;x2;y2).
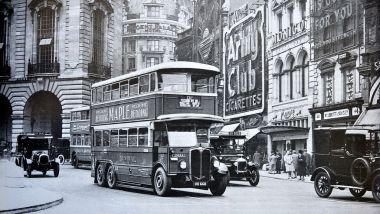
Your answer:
248;169;260;186
372;174;380;203
96;163;107;187
26;165;32;178
351;158;371;186
54;164;60;177
58;155;65;165
107;165;117;189
209;174;228;196
314;171;332;198
153;167;171;196
349;188;366;198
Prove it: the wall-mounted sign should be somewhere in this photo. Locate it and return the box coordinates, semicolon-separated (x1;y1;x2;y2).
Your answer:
374;61;380;72
224;8;264;119
315;113;322;121
324;108;349;120
273;20;307;44
229;3;257;26
312;0;362;60
178;96;201;108
71;122;90;132
94;101;149;124
123;22;183;36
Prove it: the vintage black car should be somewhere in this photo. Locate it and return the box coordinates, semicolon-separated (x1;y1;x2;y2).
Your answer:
51;138;70;164
311;126;380;202
15;134;60;177
210;134;260;186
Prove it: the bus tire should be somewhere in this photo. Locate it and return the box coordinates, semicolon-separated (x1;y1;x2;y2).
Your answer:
153;167;171;196
209;174;228;196
73;157;79;169
107;165;117;189
58;155;65;165
96;163;107;187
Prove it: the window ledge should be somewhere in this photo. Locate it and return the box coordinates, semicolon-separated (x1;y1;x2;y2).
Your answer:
272;96;308;108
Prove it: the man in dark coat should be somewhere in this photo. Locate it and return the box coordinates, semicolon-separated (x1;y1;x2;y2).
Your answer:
304;149;312;176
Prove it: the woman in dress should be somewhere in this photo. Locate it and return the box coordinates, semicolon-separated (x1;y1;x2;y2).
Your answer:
297;150;307;181
283;150;294;179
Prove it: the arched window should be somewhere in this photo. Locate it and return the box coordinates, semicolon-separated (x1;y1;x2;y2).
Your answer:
301;54;309;97
288;56;297;99
277;61;284;102
0;11;9;76
37;7;55;72
92;10;105;66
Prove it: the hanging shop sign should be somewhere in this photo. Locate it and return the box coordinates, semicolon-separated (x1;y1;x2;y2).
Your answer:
224;8;264;119
312;0;362;60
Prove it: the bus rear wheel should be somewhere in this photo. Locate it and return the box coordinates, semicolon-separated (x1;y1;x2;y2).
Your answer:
153;167;171;196
107;165;117;189
96;163;107;187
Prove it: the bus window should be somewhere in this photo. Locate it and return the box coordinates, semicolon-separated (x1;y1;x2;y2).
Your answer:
130;78;139;96
103;130;110;147
158;74;187;92
103;85;111;102
81;111;89;120
191;76;208;93
71;135;77;145
196;128;208;145
209;77;215;93
111;83;120;100
119;129;128;147
150;73;156;92
120;80;129;98
138;128;149;146
139;75;149;94
96;88;103;103
95;131;102;146
84;135;90;146
110;130;119;147
128;128;138;146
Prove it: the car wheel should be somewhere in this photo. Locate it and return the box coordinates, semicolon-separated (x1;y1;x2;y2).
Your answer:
372;174;380;203
54;164;60;177
209;174;228;196
58;155;65;165
351;158;371;186
26;165;32;178
96;163;107;187
107;165;117;189
42;171;47;176
248;169;260;186
349;188;366;198
153;167;171;196
226;171;231;185
314;171;333;198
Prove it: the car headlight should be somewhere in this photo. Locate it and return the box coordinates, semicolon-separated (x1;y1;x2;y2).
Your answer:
179;160;187;169
233;162;238;166
213;159;220;168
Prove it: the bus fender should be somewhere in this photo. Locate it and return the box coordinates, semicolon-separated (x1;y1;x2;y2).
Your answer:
311;167;335;182
152;162;168;176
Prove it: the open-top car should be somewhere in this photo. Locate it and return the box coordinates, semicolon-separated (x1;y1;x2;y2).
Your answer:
311;125;380;202
210;134;260;186
15;134;60;178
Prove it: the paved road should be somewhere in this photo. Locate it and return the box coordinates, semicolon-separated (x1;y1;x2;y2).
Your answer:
24;165;380;214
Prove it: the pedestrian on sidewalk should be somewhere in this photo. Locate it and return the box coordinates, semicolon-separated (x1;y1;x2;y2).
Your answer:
283;150;294;179
269;152;277;174
253;150;261;167
304;149;312;176
297;150;307;181
276;151;282;174
292;150;298;178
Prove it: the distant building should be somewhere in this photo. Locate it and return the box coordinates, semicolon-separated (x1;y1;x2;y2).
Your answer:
0;0;123;150
122;0;193;73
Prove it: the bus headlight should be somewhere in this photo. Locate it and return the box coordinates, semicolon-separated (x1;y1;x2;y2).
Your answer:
179;160;187;169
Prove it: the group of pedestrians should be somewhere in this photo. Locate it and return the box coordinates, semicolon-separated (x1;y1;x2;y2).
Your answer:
283;149;311;180
268;151;282;174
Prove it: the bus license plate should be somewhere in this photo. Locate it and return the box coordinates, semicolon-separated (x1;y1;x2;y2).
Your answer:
193;181;207;186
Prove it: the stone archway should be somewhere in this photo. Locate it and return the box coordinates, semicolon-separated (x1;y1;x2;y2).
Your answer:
24;91;62;138
0;94;12;151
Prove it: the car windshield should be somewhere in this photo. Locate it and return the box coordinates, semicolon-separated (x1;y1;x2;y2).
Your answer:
27;139;49;150
214;139;245;154
168;131;197;147
346;134;371;156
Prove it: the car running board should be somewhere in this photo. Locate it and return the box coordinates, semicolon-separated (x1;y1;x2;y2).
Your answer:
331;185;364;190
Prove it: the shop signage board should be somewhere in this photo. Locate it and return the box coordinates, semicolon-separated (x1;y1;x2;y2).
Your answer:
312;0;362;60
314;107;361;121
94;101;150;124
224;7;265;119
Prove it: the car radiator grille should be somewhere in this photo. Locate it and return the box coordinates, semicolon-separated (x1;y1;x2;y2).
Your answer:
237;160;247;172
190;149;211;181
39;155;49;165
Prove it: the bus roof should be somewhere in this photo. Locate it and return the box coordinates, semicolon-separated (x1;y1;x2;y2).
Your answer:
92;61;220;88
156;113;224;123
70;106;90;112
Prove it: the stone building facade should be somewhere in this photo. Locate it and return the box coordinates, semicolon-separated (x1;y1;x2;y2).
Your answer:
0;0;123;150
264;0;312;156
122;0;192;73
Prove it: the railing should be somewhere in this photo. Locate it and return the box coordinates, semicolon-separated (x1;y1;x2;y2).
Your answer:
28;60;60;77
88;62;111;79
0;63;11;79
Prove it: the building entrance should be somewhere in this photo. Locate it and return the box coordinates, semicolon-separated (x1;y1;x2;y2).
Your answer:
0;94;12;150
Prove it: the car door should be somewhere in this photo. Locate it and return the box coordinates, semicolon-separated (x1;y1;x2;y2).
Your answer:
329;130;348;178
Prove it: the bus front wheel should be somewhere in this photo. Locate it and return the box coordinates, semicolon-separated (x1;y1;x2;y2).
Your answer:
153;167;171;196
209;174;228;196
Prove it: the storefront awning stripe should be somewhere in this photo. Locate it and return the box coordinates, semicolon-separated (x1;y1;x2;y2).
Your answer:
218;123;240;134
240;128;261;140
355;108;380;126
260;125;309;134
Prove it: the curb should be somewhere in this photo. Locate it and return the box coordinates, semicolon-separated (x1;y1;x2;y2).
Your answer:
0;197;63;214
260;173;313;184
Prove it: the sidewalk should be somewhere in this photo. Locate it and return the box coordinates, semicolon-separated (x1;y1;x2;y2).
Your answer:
260;170;313;184
0;158;63;213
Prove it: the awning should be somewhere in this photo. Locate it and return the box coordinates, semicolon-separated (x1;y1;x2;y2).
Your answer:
260;125;309;134
240;128;261;140
355;107;380;126
218;123;240;135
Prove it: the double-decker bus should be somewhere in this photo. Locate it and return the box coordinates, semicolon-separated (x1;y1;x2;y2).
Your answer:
90;61;229;196
70;106;91;168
